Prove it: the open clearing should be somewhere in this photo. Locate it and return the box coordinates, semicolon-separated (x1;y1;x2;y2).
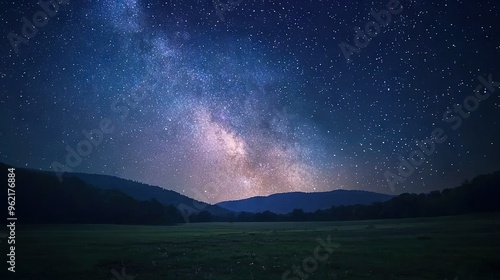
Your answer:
7;214;500;280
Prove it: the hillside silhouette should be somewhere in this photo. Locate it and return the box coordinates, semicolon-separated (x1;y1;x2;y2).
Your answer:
217;190;393;214
1;162;499;224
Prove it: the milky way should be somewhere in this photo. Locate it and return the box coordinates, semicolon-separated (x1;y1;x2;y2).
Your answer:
1;0;499;203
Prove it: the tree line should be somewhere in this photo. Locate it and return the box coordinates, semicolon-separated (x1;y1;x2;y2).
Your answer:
1;164;183;225
192;170;500;223
2;163;499;225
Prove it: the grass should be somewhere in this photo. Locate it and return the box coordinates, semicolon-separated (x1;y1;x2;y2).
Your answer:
4;214;500;280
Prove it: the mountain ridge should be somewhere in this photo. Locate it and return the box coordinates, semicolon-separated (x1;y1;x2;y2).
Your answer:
63;172;233;216
217;189;393;214
2;163;232;217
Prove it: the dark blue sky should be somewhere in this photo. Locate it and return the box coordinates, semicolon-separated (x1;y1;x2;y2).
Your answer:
1;0;499;203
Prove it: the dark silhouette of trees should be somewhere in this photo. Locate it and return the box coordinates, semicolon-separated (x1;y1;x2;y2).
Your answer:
290;209;305;221
2;162;499;225
228;170;500;223
190;211;213;222
1;163;184;225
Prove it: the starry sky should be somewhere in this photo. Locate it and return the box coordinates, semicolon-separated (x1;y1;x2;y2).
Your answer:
1;0;499;203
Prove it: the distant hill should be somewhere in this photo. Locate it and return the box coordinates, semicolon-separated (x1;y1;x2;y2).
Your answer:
0;163;182;225
65;172;231;217
217;190;393;214
308;170;500;221
4;160;498;224
0;162;231;222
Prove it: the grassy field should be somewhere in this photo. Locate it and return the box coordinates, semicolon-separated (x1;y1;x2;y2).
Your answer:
4;214;500;280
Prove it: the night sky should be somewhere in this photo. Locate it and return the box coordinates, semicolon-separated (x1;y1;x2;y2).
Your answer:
1;0;499;203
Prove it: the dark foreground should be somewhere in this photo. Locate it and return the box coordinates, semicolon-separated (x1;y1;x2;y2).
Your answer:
3;214;500;280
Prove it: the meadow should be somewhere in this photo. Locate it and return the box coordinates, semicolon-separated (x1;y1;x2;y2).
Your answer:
7;214;500;280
